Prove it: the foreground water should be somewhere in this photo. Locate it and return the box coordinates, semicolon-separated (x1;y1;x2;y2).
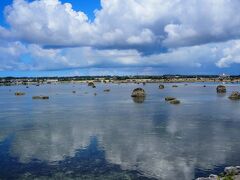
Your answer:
0;83;240;180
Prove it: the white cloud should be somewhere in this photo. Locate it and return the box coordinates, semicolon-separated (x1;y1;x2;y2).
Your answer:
1;0;240;72
3;0;240;49
216;41;240;67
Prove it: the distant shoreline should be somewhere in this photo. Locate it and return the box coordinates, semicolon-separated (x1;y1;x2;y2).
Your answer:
1;75;240;86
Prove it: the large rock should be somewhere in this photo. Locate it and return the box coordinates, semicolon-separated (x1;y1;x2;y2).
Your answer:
131;88;146;97
216;85;226;93
229;92;240;100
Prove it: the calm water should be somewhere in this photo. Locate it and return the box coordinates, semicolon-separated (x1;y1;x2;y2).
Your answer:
0;83;240;180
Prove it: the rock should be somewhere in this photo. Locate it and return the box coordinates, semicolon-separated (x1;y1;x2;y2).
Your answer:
203;85;207;87
32;96;49;100
94;93;97;96
169;99;181;104
104;89;111;92
216;85;226;93
72;91;76;93
131;88;146;97
165;97;176;101
88;82;95;87
225;166;240;175
159;84;165;89
15;92;25;96
196;166;240;180
229;92;240;100
196;174;218;180
172;85;178;88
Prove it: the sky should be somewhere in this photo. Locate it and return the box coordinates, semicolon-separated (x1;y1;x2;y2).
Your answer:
0;0;240;77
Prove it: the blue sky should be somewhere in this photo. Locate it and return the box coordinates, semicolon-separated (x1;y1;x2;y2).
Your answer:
0;0;240;77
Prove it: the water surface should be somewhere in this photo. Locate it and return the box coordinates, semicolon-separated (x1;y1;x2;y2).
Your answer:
0;83;240;180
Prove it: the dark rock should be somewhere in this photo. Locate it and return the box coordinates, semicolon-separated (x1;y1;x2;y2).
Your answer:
88;82;95;87
15;92;25;96
32;96;49;100
165;97;176;101
104;89;110;92
159;84;165;89
172;85;178;88
131;88;146;97
216;85;226;93
228;92;240;100
169;99;181;104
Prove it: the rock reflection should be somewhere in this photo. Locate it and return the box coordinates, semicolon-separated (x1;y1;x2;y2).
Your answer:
132;96;145;103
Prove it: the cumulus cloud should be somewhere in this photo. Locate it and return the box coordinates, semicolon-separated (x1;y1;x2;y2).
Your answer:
1;0;240;72
216;41;240;68
4;0;240;49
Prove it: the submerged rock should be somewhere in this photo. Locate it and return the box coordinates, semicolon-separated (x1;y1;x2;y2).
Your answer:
72;91;76;93
104;89;111;92
15;92;25;96
159;84;165;89
216;85;226;93
229;92;240;100
165;97;176;101
32;96;49;100
172;85;178;88
131;88;146;97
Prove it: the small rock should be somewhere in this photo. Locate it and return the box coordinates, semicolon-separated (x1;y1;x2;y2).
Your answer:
159;84;165;89
229;92;240;100
32;96;49;100
169;99;181;104
172;85;178;88
165;97;176;101
216;85;226;93
104;89;110;92
15;92;25;96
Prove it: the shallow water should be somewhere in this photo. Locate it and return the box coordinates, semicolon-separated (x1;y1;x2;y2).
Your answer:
0;83;240;180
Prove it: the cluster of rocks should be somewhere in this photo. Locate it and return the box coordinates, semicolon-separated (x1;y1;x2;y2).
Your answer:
165;97;181;104
196;166;240;180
